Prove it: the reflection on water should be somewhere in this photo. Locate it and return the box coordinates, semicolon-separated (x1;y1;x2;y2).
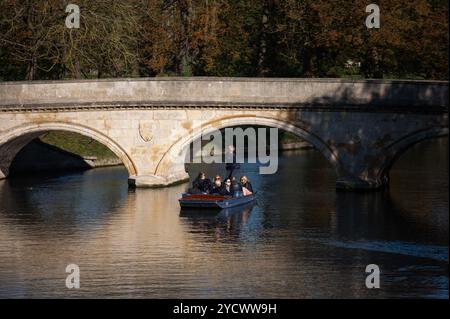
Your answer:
180;203;256;243
0;138;447;298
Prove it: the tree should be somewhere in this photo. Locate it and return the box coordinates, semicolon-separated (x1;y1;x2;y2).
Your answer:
1;0;448;80
0;0;140;80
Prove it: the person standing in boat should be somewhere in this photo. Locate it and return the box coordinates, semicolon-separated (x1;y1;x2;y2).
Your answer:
225;144;240;180
231;176;243;197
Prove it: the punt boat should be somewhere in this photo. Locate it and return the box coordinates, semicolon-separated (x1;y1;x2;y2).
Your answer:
178;193;256;209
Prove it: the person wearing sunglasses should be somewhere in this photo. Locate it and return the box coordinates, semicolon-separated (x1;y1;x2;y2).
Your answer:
210;175;223;195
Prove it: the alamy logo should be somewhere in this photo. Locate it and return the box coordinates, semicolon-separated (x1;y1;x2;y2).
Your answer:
65;264;80;289
171;124;279;175
365;264;380;289
65;4;80;29
366;4;380;29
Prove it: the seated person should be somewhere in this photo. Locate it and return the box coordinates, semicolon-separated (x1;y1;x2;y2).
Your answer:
239;175;253;195
220;178;233;196
190;172;212;194
210;175;223;195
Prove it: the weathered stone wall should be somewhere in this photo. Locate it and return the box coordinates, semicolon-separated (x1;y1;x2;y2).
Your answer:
0;77;447;109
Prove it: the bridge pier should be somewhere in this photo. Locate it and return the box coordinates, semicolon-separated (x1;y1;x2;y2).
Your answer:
336;175;389;190
332;148;392;191
128;172;190;188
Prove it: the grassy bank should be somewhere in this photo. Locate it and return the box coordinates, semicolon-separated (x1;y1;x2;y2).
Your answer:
280;131;302;144
38;130;308;163
39;131;119;160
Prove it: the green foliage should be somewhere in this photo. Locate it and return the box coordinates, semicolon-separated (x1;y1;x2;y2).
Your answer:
39;131;118;159
280;131;301;143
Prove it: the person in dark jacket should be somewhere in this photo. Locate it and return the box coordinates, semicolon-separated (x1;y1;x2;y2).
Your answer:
220;178;233;196
191;172;212;193
210;175;223;195
231;176;243;197
239;175;253;194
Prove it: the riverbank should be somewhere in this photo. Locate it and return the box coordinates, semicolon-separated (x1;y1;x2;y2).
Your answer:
39;131;119;161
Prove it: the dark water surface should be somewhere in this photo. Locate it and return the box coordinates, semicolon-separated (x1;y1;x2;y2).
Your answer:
0;138;448;298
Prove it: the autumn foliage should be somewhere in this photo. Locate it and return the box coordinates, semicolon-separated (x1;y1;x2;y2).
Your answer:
0;0;448;81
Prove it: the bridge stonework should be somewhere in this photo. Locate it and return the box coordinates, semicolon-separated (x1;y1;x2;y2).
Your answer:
0;78;448;190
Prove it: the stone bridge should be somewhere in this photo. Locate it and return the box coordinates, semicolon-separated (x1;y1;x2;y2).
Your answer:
0;78;448;190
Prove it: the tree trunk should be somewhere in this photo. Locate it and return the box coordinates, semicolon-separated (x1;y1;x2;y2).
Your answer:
257;1;270;76
25;0;36;80
74;58;82;79
179;1;190;76
26;54;36;80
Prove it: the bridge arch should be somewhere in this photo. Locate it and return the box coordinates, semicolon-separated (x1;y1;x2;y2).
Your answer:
0;122;137;178
378;126;449;180
155;115;340;178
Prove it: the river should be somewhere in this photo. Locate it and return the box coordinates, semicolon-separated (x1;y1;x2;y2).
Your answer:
0;138;447;298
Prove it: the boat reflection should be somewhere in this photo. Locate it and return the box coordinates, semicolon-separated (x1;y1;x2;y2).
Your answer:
180;200;255;217
179;201;257;241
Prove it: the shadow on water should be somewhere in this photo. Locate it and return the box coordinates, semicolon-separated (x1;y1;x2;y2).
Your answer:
0;167;130;233
330;190;449;262
334;190;448;243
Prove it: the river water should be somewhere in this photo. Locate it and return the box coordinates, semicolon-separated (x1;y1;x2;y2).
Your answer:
0;138;447;298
